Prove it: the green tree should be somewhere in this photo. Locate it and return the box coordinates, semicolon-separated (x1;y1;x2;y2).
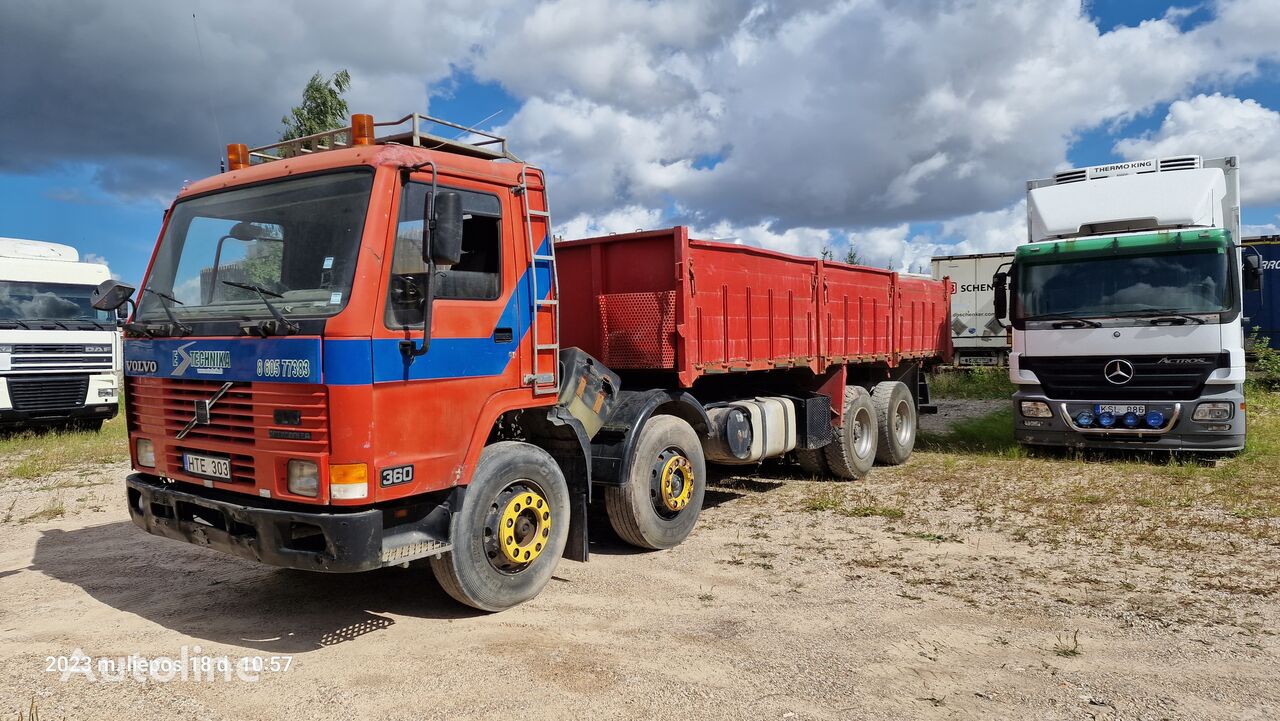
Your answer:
819;246;833;261
280;69;352;141
844;246;861;265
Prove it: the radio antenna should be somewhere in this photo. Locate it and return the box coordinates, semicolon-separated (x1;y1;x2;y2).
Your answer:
190;3;225;170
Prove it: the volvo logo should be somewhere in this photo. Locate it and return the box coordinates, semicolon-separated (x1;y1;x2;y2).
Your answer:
1104;359;1135;385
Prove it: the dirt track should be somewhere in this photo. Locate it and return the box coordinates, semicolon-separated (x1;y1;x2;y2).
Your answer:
2;404;1278;720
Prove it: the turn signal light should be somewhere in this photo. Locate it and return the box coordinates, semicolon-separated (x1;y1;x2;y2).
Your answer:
330;463;369;500
351;114;375;146
226;143;249;171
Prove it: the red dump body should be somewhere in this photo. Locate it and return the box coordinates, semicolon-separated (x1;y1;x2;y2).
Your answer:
558;227;951;387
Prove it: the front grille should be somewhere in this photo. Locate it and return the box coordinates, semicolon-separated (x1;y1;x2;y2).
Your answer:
8;344;113;375
1021;353;1225;401
8;375;88;411
14;344;84;353
126;377;328;488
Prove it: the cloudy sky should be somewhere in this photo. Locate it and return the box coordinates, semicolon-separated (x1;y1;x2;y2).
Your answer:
1;0;1279;282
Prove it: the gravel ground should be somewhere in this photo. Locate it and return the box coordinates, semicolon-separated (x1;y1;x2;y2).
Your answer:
1;433;1278;720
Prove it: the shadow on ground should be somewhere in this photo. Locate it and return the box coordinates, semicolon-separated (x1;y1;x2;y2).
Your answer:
31;521;484;654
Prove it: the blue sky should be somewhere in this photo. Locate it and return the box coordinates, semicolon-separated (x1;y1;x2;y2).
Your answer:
2;0;1279;281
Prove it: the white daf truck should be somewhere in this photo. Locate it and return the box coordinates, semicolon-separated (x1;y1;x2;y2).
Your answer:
994;156;1260;452
932;252;1014;365
0;238;121;430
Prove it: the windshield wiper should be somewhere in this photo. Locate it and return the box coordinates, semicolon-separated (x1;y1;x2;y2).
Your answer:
1023;313;1102;328
1112;308;1208;325
221;281;299;336
140;287;193;336
0;318;32;329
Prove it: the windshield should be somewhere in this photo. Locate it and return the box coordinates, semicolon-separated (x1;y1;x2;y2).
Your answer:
0;281;112;325
1016;247;1231;321
138;171;373;323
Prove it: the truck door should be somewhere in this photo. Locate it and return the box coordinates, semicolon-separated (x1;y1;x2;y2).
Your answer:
370;177;522;497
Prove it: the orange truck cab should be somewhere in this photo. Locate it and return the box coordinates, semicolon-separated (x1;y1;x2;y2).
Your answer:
94;114;951;611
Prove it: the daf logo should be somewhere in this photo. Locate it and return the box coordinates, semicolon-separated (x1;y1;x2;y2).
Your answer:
1104;359;1135;385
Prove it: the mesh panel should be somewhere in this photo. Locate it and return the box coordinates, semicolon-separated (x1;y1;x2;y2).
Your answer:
599;291;677;369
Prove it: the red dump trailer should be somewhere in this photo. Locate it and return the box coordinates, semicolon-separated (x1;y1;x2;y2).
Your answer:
559;226;949;385
557;226;951;489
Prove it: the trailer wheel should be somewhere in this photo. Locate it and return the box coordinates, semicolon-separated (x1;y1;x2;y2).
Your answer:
871;381;916;465
794;447;830;477
605;415;706;550
823;386;878;479
430;441;570;612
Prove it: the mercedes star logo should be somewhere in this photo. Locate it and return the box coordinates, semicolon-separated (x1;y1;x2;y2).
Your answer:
1104;359;1134;385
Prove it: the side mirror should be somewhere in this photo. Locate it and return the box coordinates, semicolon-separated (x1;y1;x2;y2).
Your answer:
91;279;136;311
1245;253;1263;292
993;271;1008;320
428;191;464;267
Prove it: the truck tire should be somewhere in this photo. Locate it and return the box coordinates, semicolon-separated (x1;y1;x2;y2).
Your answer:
794;447;830;477
823;386;878;480
871;381;916;465
605;415;706;550
430;441;570;612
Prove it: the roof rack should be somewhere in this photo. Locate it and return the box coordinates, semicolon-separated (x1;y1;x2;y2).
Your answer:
244;113;521;165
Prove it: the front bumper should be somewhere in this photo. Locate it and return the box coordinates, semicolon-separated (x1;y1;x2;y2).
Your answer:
125;474;452;573
1012;385;1245;452
0;402;118;425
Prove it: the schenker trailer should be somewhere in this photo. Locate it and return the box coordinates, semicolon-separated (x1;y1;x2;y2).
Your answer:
92;114;951;611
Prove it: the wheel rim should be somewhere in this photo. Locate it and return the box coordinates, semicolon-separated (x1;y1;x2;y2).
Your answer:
483;480;552;573
651;448;694;518
852;406;874;457
892;399;914;445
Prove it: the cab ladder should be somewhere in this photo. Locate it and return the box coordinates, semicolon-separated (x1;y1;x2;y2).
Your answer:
520;166;559;395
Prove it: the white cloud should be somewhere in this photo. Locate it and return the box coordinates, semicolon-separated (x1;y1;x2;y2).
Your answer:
558;205;665;239
1114;93;1280;204
81;252;119;280
479;0;1280;234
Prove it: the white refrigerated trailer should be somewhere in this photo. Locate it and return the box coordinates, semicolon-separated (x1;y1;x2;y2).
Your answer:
931;252;1014;365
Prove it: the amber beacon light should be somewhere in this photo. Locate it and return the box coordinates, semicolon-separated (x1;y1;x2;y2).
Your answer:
226;143;250;171
351;113;375;145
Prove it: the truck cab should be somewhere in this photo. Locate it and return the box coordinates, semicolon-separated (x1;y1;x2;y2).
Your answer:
997;156;1259;451
0;238;120;429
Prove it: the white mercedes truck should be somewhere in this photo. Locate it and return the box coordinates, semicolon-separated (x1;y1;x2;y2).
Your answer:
931;252;1014;365
994;156;1261;452
0;238;121;430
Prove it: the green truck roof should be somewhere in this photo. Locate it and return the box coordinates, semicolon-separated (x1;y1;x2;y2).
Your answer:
1015;228;1231;264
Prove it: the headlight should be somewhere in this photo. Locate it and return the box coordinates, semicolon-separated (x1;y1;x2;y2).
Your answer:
135;439;155;467
1020;401;1052;418
1192;402;1234;421
287;460;320;497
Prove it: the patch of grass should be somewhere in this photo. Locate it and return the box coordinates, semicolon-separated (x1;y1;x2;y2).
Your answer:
0;414;127;482
800;488;844;512
1053;630;1082;657
918;408;1024;457
842;505;906;519
903;531;960;543
928;367;1015;400
21;495;65;523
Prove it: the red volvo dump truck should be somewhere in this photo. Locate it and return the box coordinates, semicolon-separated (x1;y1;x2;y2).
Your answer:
91;114;951;611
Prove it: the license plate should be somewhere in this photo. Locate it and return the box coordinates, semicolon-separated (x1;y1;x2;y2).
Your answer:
1096;404;1145;415
183;452;231;480
959;355;997;366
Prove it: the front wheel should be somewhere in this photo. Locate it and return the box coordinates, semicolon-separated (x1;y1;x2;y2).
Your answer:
430;441;570;612
605;415;706;550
